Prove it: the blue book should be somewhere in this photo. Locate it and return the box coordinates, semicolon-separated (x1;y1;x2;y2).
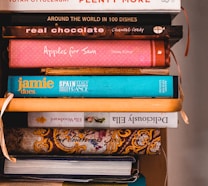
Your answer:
7;75;178;98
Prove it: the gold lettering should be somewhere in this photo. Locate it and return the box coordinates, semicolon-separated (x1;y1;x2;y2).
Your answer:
18;77;54;92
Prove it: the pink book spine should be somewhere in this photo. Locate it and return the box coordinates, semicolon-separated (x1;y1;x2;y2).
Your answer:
9;39;168;68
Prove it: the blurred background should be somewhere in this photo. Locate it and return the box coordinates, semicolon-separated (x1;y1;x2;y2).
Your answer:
168;0;207;185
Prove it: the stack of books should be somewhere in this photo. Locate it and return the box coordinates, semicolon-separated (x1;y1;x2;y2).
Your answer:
0;0;184;185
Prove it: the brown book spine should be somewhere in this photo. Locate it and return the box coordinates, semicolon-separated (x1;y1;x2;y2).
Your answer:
41;67;170;75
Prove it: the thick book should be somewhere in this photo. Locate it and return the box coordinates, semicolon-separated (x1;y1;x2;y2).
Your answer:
4;128;161;155
0;1;181;13
3;111;178;128
2;25;182;41
8;39;170;68
0;12;172;26
0;155;138;182
7;75;178;98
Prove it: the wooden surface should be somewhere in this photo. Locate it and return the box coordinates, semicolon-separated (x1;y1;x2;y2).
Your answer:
139;129;167;186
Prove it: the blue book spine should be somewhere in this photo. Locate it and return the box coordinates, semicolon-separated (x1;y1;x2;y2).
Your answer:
7;75;178;98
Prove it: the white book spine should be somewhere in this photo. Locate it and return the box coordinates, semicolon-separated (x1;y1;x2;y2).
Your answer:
0;0;181;13
28;112;178;128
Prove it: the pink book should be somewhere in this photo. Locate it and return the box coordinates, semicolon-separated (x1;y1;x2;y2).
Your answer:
8;39;169;68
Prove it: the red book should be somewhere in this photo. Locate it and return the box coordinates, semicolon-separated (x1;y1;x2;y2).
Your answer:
8;39;169;68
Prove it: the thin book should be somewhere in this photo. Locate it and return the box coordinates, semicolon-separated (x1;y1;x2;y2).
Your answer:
0;12;173;26
2;25;183;42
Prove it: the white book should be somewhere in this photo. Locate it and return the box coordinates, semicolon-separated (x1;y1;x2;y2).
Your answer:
0;0;181;13
28;112;178;128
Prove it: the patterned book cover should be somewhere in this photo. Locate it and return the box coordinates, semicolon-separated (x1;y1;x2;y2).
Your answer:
7;75;178;98
8;39;169;68
0;1;181;13
4;128;161;155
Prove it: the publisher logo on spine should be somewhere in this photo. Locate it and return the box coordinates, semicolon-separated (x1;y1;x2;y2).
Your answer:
59;80;88;93
153;26;165;34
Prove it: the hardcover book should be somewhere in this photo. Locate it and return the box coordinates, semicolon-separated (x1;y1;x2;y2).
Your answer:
0;1;181;13
0;155;138;182
4;128;161;155
8;39;170;68
7;75;178;98
2;25;183;43
0;98;183;112
3;111;178;128
0;12;172;26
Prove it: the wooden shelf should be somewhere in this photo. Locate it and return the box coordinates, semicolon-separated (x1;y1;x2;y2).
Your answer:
139;129;167;186
0;98;182;112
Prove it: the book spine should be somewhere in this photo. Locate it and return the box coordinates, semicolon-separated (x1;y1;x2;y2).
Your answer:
8;67;170;76
9;40;169;68
41;67;170;76
7;75;178;98
0;1;181;13
0;98;183;112
4;128;161;155
35;112;177;128
0;13;172;26
2;25;182;40
27;112;178;128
